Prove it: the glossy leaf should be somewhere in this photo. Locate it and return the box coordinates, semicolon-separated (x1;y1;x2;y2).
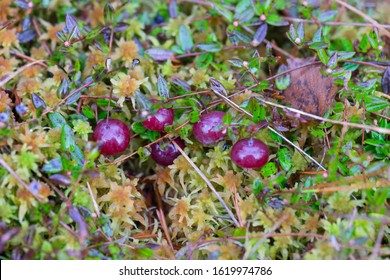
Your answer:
275;64;290;90
42;158;63;173
157;75;170;101
32;93;47;110
252;23;268;46
278;148;292;171
210;78;227;96
177;25;193;52
381;67;390;94
145;48;173;61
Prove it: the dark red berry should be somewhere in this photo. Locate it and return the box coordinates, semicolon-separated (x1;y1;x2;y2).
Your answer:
142;107;174;132
151;138;185;166
93;119;131;156
230;138;269;169
193;111;226;145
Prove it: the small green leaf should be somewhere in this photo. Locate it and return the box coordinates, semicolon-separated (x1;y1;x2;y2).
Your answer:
137;247;154;258
104;3;115;25
61;124;75;152
214;4;233;22
189;109;200;123
261;162;277;177
48;112;67;129
364;95;389;112
266;14;288;26
222;112;232;125
277;148;292;171
317;49;329;65
252;178;263;195
196;53;213;69
177;25;193;52
275;64;290;90
82;106;94;119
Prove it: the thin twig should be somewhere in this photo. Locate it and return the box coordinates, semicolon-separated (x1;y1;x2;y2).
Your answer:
334;0;390;37
172;139;241;227
256;98;390;135
281;17;390;29
0;60;48;87
32;18;52;55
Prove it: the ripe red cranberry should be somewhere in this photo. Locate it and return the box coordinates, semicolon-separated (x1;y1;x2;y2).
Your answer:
230;138;269;169
93;119;131;155
193;111;227;145
150;138;185;166
142;107;174;132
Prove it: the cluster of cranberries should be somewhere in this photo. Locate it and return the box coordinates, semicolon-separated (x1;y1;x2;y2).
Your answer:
93;107;269;169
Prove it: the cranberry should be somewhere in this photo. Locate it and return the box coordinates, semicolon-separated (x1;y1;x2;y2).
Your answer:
142;107;174;132
193;111;226;145
230;138;269;169
93;119;131;155
150;138;185;166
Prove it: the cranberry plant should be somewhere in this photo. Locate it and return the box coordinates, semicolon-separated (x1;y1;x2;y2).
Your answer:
0;0;389;260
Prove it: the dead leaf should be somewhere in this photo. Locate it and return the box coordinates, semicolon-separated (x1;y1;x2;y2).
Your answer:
281;57;339;117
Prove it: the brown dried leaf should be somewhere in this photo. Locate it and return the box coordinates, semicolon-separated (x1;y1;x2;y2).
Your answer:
281;58;339;117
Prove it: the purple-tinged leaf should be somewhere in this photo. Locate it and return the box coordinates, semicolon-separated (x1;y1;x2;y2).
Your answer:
313;26;322;42
42;158;63;173
113;22;129;32
169;0;178;19
65;14;80;37
210;78;227;96
252;23;268;46
68;206;88;240
57;78;70;98
232;29;251;44
297;22;304;39
22;17;31;31
177;24;193;52
14;0;29;9
49;173;71;186
288;24;297;40
145;48;173;61
228;58;243;67
157;75;170;101
171;77;190;92
29;180;41;195
56;31;67;42
318;10;338;22
0;227;21;253
196;43;221;52
327;51;338;68
32;93;46;110
382;67;390;94
17;29;36;43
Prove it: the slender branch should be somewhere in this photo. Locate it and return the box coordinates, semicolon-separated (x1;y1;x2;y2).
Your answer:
334;0;390;38
281;17;390;29
32;18;52;56
257;98;390;135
